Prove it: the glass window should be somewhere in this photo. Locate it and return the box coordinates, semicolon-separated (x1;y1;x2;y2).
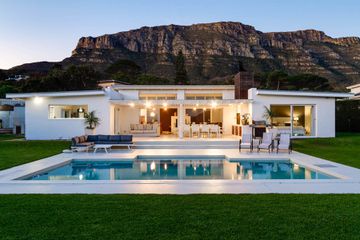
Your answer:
49;105;88;119
270;105;315;137
185;95;223;100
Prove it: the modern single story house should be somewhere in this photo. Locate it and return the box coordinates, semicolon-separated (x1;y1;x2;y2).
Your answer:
347;83;360;100
0;99;25;134
6;75;352;140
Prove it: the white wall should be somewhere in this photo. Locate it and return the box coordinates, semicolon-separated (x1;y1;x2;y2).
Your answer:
25;95;111;140
116;106;140;134
248;89;336;138
117;90;139;100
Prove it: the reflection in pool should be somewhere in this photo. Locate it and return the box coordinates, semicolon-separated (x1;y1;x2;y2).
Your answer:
21;158;336;180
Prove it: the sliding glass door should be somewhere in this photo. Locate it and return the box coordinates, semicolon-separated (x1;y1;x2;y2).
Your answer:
270;105;315;137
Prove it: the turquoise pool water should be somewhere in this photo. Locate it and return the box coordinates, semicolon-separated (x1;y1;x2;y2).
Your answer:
21;157;336;180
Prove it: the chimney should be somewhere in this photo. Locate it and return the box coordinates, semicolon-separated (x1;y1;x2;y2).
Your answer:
234;71;254;99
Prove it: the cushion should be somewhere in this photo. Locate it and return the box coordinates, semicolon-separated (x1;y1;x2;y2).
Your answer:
97;135;109;141
87;135;98;142
109;135;121;142
146;124;153;130
79;135;86;143
120;135;133;142
130;124;135;130
71;137;79;145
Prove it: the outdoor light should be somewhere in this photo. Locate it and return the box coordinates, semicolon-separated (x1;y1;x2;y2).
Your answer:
211;101;217;108
203;108;206;111
79;174;84;180
78;107;84;113
150;111;156;117
196;103;199;107
152;107;156;111
129;102;135;107
163;102;168;108
33;96;43;104
193;107;197;111
145;102;152;108
164;163;168;170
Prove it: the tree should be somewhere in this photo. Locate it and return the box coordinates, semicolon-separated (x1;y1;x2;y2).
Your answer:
174;50;189;84
0;69;7;81
106;59;141;82
0;84;17;98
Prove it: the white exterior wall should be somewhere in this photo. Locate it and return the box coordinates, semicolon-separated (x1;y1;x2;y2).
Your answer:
117;90;139;100
248;89;336;138
24;95;111;140
116;106;141;134
13;106;25;134
222;90;235;100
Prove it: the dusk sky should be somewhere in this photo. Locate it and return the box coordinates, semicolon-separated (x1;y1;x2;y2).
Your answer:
1;0;359;69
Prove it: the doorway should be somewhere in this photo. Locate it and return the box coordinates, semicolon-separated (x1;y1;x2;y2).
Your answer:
160;108;177;134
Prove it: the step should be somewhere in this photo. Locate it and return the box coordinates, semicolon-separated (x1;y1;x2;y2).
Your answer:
134;144;238;149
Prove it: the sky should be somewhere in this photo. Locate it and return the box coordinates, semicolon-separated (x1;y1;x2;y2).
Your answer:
0;0;359;69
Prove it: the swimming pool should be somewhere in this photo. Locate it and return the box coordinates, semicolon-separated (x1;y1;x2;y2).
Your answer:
20;157;336;180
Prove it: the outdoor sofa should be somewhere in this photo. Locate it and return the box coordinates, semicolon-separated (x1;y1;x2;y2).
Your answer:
71;134;133;150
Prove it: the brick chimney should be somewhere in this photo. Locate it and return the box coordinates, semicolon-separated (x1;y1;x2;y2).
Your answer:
234;71;254;99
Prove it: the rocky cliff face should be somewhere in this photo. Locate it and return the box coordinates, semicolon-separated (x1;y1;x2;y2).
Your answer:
66;22;360;87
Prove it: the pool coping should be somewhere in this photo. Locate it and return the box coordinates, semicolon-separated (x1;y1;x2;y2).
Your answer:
0;148;360;194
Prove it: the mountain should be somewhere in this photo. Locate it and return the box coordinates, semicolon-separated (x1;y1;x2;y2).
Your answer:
15;22;360;88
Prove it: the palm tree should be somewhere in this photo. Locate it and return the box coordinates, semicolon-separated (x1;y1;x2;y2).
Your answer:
263;106;275;124
84;111;100;129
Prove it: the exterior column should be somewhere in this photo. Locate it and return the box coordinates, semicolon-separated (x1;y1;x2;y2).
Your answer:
178;104;184;139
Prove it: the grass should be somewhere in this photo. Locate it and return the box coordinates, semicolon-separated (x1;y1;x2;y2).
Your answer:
0;139;70;170
0;195;359;240
0;134;359;240
293;132;360;169
0;134;24;141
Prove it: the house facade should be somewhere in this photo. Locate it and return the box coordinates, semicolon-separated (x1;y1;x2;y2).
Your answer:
0;99;25;134
6;83;352;140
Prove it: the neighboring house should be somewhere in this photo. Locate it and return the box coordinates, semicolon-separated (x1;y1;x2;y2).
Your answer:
5;75;30;82
6;74;352;140
347;83;360;100
0;99;25;134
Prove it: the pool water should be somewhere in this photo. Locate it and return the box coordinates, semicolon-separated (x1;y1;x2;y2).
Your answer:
21;157;336;180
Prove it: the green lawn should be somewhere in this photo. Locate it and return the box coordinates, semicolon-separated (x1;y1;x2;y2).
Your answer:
0;195;359;240
0;134;24;141
293;132;360;168
0;139;70;170
0;134;360;240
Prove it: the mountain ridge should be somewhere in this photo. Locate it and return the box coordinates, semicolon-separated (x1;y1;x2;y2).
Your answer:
11;22;360;88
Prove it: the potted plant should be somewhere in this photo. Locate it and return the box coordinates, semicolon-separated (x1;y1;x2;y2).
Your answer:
241;113;250;125
263;106;274;125
84;111;100;135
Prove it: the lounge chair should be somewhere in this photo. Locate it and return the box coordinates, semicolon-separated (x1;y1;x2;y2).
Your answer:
258;132;273;153
276;134;292;153
239;134;253;152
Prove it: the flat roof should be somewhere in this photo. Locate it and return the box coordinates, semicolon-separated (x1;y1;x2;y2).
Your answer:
113;85;235;90
255;89;353;98
6;90;105;99
347;83;360;89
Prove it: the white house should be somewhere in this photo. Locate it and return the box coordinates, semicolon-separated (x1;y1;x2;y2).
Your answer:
347;83;360;99
6;81;352;140
0;99;25;134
